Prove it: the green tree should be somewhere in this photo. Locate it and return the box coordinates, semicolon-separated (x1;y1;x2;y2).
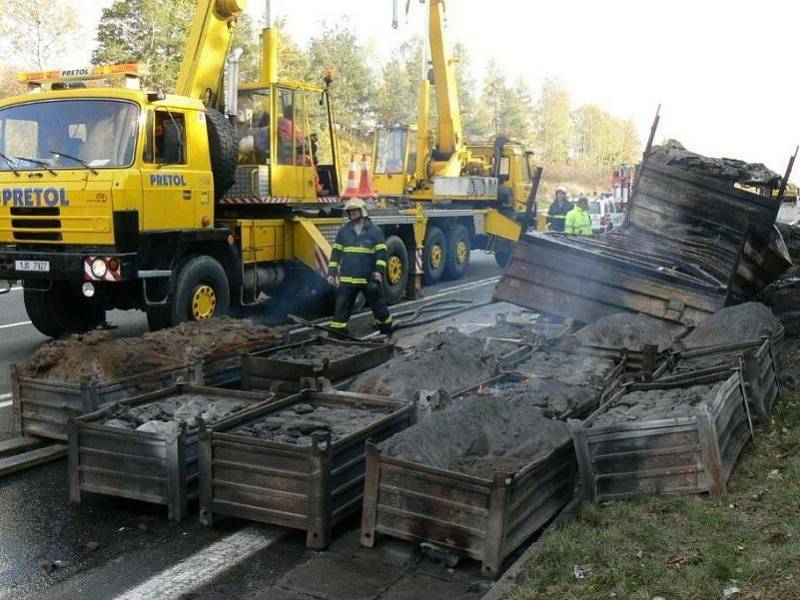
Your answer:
475;58;506;138
0;0;84;69
452;42;482;140
373;38;422;128
304;21;376;135
533;77;572;164
498;76;534;143
572;104;641;173
273;17;309;82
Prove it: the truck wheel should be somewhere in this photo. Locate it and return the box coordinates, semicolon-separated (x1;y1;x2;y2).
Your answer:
24;288;66;338
423;226;447;284
493;238;515;268
383;235;409;305
170;256;230;325
24;286;105;338
444;225;471;280
206;108;238;200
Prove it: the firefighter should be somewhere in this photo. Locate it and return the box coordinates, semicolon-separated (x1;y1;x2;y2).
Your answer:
547;186;572;232
327;199;394;335
565;196;594;235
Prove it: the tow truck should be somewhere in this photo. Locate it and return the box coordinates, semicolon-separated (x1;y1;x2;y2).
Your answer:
0;0;537;337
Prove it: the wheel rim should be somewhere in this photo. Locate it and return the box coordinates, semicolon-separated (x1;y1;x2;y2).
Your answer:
456;240;469;264
191;285;217;320
430;245;443;269
387;255;403;286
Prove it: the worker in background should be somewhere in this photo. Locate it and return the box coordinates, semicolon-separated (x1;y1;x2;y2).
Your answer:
278;104;303;164
565;196;594;235
327;199;394;335
547;187;572;232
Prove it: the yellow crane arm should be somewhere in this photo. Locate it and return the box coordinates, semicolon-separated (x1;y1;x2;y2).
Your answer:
428;0;463;157
175;0;249;106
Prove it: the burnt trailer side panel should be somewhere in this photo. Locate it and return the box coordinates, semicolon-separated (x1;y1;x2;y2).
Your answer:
495;159;784;327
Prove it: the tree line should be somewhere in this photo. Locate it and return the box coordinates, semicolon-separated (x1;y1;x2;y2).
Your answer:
0;0;640;175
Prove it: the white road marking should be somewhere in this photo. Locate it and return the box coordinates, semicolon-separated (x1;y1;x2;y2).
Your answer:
0;320;32;330
0;393;11;409
114;526;283;600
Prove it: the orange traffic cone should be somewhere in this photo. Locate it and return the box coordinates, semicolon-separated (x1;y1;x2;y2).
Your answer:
357;153;378;199
342;155;359;198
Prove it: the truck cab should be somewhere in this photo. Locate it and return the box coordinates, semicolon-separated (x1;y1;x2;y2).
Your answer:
0;66;239;336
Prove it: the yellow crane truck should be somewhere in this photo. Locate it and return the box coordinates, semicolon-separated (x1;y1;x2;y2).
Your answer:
0;0;536;338
373;0;541;268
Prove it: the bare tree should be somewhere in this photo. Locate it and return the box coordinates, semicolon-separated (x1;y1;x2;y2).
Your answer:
0;0;85;69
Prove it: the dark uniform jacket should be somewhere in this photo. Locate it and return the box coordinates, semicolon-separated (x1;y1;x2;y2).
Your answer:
547;199;572;232
328;219;388;285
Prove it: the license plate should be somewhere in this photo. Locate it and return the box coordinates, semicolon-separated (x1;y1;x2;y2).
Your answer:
15;260;50;273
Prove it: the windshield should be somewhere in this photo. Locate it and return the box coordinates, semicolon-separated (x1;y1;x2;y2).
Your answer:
374;129;407;174
0;99;139;171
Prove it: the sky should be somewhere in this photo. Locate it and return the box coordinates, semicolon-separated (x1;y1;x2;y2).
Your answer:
55;0;800;173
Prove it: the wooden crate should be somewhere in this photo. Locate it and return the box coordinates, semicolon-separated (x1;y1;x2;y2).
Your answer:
660;337;781;423
360;437;577;577
240;336;394;392
568;371;753;503
198;390;414;549
69;384;273;520
11;363;202;441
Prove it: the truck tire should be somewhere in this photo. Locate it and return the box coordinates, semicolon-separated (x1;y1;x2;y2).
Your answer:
423;226;447;285
170;256;231;325
383;235;409;305
206;108;238;200
444;225;471;280
24;286;105;338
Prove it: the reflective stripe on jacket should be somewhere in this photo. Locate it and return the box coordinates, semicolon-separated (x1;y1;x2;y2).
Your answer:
328;218;387;284
564;207;593;235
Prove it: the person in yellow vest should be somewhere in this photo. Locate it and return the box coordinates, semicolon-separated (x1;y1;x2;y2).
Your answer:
565;196;593;235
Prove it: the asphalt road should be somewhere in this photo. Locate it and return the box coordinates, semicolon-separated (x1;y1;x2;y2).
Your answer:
0;252;505;600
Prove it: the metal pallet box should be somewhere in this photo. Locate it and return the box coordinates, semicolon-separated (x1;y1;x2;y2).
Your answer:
69;384;273;520
11;363;202;441
240;336;394;392
360;436;576;577
198;389;414;549
568;371;753;503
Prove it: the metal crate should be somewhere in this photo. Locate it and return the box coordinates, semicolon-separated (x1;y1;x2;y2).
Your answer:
360;437;576;577
568;371;753;503
198;389;414;549
69;384;274;520
660;337;781;423
241;336;394;392
11;363;202;441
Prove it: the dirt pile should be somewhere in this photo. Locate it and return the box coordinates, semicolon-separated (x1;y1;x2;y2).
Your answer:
514;348;616;389
680;303;782;349
233;402;391;446
103;394;248;433
22;318;284;383
468;318;567;358
452;376;598;419
347;329;498;401
380;394;568;478
649;140;781;189
590;383;719;427
572;313;674;352
757;277;800;336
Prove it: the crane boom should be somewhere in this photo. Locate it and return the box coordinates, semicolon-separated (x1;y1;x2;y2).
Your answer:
175;0;249;106
428;0;463;156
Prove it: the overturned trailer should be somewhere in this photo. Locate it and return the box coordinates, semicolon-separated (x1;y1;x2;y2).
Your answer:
495;139;795;328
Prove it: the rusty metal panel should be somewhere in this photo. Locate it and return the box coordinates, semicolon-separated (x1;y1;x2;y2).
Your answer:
199;390;413;549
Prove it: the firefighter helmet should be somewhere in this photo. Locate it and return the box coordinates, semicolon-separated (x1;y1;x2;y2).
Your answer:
343;198;368;218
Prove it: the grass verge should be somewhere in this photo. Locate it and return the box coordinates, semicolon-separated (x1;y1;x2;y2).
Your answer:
502;392;800;600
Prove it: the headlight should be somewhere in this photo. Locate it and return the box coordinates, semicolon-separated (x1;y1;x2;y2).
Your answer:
82;282;96;298
91;258;108;278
